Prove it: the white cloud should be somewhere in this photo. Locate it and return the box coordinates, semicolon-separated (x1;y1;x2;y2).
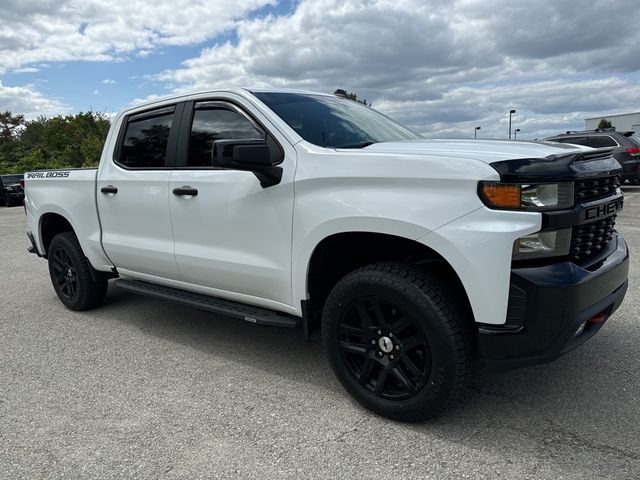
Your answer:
101;79;116;85
0;0;276;73
0;81;70;119
147;0;640;139
13;67;40;74
2;0;640;138
376;78;640;139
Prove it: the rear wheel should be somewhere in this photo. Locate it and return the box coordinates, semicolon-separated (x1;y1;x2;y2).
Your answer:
48;232;108;310
4;194;12;207
322;262;474;422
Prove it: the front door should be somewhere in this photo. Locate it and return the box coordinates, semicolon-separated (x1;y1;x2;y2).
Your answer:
169;100;295;306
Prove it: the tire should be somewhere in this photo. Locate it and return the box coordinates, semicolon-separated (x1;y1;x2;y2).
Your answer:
4;194;12;207
47;232;108;310
322;262;475;422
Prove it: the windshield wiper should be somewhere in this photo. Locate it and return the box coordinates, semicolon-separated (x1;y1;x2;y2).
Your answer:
333;141;376;149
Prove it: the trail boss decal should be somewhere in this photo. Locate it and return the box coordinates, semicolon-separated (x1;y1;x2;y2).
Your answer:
26;171;70;179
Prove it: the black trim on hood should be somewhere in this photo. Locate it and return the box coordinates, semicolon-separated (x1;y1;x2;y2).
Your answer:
489;148;621;183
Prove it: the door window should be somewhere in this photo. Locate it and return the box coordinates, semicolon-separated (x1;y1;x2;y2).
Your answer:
187;105;265;167
118;109;174;168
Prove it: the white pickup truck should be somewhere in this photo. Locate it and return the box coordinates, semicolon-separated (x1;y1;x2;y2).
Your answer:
24;88;629;421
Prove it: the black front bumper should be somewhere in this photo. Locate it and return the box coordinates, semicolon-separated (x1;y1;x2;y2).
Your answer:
479;232;629;372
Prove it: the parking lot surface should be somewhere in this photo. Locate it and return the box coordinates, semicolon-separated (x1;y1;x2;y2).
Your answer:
1;187;639;480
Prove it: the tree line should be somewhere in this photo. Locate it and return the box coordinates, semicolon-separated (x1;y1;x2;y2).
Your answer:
0;111;110;174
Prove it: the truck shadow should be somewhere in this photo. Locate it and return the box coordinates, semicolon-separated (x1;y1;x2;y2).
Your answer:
96;285;640;464
99;286;338;392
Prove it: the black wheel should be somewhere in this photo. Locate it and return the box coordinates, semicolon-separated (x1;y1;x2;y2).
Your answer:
322;262;474;422
48;232;108;310
4;194;12;207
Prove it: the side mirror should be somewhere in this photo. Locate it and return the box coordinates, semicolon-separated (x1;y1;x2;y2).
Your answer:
213;139;283;188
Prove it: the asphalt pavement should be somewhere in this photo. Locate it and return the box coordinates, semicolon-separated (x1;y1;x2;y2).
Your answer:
1;187;639;479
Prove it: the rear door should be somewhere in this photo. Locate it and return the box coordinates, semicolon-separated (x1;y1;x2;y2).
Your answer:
168;99;295;306
97;104;184;280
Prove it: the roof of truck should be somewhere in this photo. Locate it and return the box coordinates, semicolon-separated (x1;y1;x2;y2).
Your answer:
128;87;330;110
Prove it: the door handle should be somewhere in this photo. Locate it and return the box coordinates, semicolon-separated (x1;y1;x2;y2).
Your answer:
100;185;118;194
172;186;198;197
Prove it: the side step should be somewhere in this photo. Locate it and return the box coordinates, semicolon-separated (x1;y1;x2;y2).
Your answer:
115;279;301;328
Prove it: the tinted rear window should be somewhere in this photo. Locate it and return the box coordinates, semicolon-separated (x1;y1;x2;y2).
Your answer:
586;136;618;148
119;109;174;168
1;175;23;184
549;137;590;146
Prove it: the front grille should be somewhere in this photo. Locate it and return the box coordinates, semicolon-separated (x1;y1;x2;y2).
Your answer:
569;215;616;260
574;175;620;203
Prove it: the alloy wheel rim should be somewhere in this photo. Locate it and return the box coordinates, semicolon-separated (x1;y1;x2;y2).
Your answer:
51;247;78;299
337;297;431;400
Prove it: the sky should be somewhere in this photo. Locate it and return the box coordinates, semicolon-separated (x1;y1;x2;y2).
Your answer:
1;0;639;140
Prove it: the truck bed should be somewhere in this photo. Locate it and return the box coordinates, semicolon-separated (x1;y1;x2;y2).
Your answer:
24;168;113;271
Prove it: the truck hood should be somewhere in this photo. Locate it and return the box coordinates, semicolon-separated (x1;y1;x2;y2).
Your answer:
358;139;589;164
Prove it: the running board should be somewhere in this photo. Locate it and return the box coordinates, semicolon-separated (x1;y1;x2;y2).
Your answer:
115;279;301;328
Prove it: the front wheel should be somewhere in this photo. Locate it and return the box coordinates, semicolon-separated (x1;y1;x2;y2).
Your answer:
4;194;12;207
48;232;108;310
322;262;475;422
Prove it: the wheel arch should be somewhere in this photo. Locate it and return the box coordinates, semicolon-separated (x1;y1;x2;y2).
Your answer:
303;231;474;333
39;212;75;257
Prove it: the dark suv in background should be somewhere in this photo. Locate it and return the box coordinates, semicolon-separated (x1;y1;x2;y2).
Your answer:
544;129;640;184
0;174;25;207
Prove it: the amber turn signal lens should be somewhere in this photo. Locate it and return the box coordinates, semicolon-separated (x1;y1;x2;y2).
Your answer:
481;183;521;208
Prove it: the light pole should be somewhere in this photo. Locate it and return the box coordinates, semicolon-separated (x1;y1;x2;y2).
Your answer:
514;128;521;139
508;109;516;139
474;126;481;139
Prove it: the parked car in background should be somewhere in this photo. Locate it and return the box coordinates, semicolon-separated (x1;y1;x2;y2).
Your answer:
544;129;640;184
0;174;24;206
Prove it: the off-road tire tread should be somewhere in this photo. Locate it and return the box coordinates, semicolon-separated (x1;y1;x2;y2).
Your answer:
322;261;475;422
48;232;108;311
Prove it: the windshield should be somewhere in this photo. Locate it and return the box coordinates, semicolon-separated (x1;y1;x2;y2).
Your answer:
630;133;640;146
253;92;421;148
1;175;22;184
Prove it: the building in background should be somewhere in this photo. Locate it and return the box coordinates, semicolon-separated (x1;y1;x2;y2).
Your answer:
585;112;640;132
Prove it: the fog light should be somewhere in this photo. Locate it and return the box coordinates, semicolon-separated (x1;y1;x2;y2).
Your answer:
512;228;572;261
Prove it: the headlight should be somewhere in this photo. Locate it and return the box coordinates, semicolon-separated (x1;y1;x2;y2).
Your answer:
512;228;572;261
479;182;573;210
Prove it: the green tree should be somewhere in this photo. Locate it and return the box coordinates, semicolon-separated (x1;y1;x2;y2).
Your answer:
597;118;612;129
334;89;369;106
0;111;25;142
0;111;110;174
